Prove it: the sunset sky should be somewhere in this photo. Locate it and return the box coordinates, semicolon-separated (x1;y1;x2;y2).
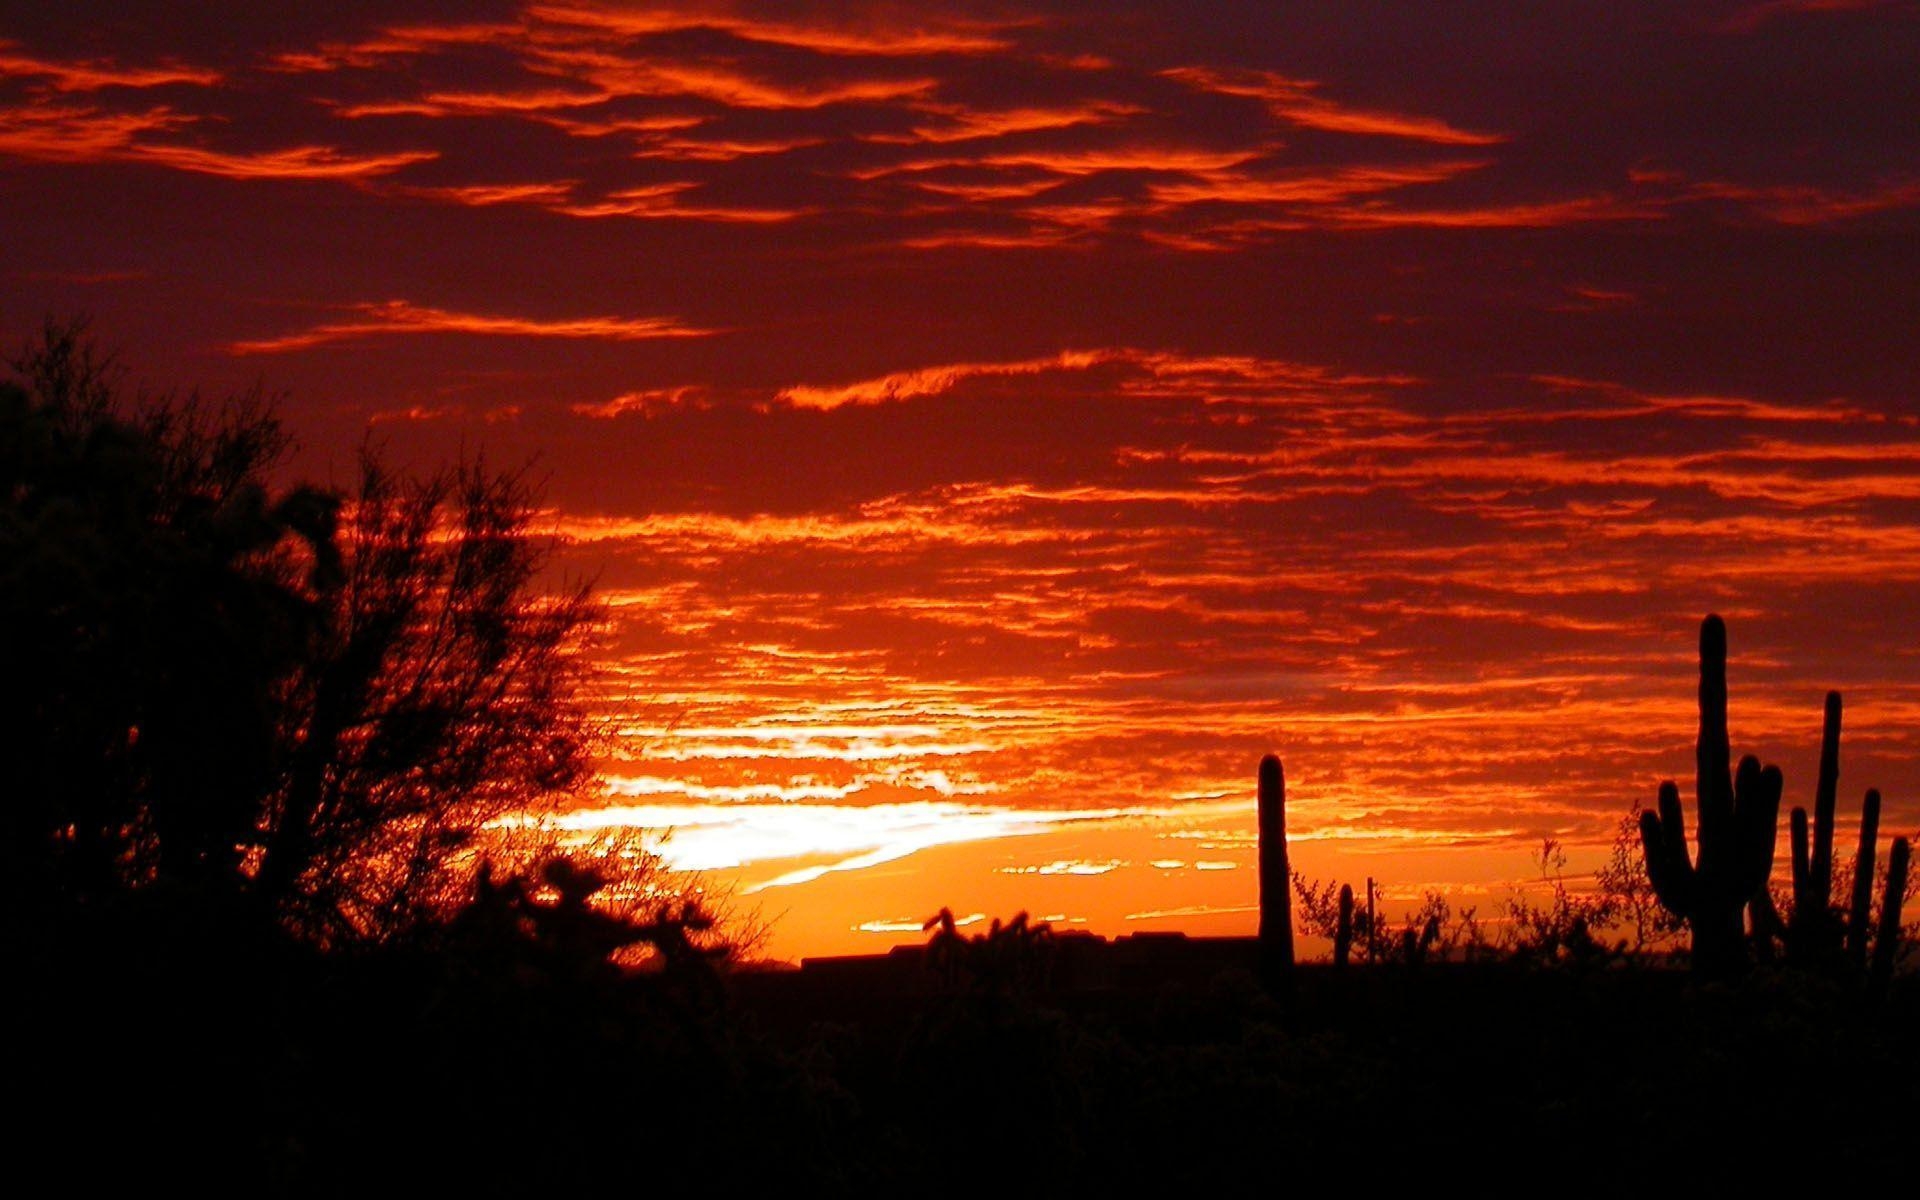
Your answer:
7;1;1920;959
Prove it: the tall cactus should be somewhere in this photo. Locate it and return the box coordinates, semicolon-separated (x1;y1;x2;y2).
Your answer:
1257;753;1294;989
1639;615;1784;975
1869;836;1911;995
1333;883;1354;968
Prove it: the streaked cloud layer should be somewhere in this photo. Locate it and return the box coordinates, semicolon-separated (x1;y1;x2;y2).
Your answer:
6;1;1918;958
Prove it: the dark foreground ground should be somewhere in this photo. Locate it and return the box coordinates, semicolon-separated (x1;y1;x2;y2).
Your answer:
13;917;1916;1193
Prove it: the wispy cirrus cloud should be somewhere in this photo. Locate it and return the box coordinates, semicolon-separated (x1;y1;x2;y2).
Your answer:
1163;66;1503;146
227;299;716;353
0;43;220;91
552;181;810;221
525;2;1022;57
1712;0;1895;34
11;3;1910;245
0;100;437;178
775;349;1111;409
570;386;708;419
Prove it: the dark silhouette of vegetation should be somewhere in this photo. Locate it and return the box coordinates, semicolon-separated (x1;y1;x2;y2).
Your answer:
6;320;801;1192
450;857;732;998
1639;615;1785;975
1256;752;1292;990
1847;786;1882;971
1600;807;1689;956
3;319;599;943
1871;837;1912;996
1498;837;1614;965
1335;881;1354;965
923;906;1056;995
1772;693;1912;986
1639;614;1912;981
1784;691;1848;964
1294;871;1359;952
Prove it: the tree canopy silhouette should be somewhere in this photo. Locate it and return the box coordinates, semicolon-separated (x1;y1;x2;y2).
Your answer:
1;321;598;943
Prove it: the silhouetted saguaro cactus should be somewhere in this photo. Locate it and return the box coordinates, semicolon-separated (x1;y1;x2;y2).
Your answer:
1774;694;1902;975
1788;692;1845;964
1846;789;1881;971
1334;883;1354;968
1400;915;1440;966
1869;836;1910;996
1257;753;1294;989
1639;615;1784;976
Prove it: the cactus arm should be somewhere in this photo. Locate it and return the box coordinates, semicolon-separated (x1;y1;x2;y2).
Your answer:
1846;789;1881;970
1715;755;1763;889
1639;810;1673;911
1790;806;1810;909
1641;781;1695;916
1757;765;1784;882
1735;763;1782;899
1869;835;1911;994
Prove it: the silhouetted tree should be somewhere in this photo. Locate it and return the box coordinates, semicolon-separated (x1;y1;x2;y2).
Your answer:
2;320;598;943
253;450;598;942
446;857;731;1004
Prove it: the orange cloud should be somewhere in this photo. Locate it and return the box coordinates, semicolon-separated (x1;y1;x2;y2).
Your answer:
525;3;1018;57
131;142;438;181
265;23;516;72
0;103;191;161
1164;66;1503;146
527;48;937;110
1324;193;1666;229
0;43;220;90
1682;176;1920;224
570;387;706;419
337;87;607;119
882;99;1146;144
862;145;1264;181
394;181;580;207
555;182;809;222
226;300;716;354
0;97;435;180
1144;160;1488;207
775;350;1111;409
635;132;825;161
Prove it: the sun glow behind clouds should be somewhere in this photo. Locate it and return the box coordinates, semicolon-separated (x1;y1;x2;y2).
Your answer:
546;798;1244;893
538;342;1920;956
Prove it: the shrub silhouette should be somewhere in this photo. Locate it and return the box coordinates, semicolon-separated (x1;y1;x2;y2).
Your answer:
923;907;1055;995
2;320;599;943
446;857;730;1006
